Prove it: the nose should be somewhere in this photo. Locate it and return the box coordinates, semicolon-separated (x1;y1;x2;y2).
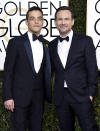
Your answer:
34;19;39;23
62;19;66;24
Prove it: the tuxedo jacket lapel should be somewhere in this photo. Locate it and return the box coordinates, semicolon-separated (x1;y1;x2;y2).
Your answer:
23;33;36;73
40;38;52;101
53;38;64;70
41;37;51;75
65;33;78;69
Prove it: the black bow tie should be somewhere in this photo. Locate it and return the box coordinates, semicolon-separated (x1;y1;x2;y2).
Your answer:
58;36;69;42
32;34;43;42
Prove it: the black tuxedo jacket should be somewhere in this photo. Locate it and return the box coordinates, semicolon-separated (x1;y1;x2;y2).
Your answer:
49;32;98;105
3;32;51;107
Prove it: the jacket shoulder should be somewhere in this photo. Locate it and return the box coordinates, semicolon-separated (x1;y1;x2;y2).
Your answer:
74;33;93;41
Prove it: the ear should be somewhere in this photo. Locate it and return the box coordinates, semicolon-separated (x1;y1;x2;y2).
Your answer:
72;19;74;26
25;20;28;26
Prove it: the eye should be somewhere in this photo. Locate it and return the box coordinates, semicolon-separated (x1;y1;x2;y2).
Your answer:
28;16;43;21
37;17;43;21
29;17;35;21
57;18;62;21
65;18;69;20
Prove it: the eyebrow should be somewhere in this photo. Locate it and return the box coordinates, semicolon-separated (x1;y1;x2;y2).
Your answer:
29;16;43;18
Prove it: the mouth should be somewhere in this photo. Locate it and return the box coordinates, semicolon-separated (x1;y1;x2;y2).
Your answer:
33;25;40;28
60;26;67;30
60;25;67;28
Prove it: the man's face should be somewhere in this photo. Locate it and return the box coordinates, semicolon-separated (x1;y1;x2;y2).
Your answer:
25;10;43;35
55;10;74;36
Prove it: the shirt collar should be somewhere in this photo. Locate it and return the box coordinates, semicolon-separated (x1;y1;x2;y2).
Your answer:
27;31;33;42
59;30;73;42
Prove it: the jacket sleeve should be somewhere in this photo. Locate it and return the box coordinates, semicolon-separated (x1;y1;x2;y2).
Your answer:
2;38;17;101
85;36;98;98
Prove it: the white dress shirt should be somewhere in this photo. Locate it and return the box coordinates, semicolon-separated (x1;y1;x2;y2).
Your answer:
57;30;73;87
27;31;43;73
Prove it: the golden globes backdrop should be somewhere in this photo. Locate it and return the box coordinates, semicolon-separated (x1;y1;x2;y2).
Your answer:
0;0;100;70
0;0;69;70
87;0;100;70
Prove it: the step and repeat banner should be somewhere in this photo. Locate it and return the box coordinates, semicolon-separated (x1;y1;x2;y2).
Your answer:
0;0;69;70
0;0;100;70
87;0;100;70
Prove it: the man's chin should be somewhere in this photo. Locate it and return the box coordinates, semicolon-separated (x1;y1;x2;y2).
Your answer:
60;31;68;35
31;30;40;34
59;29;71;35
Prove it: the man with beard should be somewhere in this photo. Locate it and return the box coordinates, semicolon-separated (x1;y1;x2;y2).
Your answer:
49;6;98;131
